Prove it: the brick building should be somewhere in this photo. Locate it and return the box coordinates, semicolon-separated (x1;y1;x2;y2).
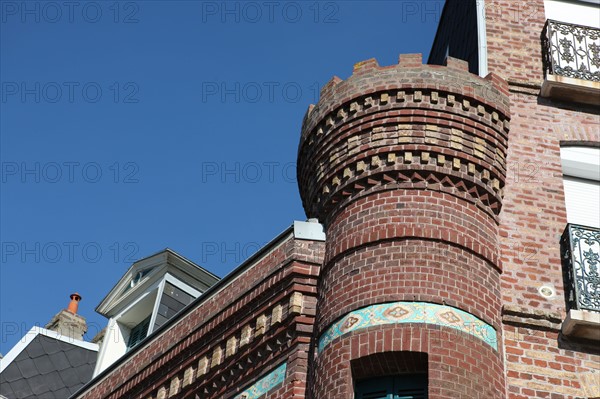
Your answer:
10;0;599;398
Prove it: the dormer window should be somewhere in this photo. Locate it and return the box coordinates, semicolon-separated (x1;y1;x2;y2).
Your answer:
92;249;220;377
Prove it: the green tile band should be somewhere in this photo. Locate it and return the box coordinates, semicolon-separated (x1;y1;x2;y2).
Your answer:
232;362;287;399
318;302;497;352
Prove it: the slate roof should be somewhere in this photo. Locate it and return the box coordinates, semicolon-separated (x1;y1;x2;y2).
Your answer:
0;328;97;399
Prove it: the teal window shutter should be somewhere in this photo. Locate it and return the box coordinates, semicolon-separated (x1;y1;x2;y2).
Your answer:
127;316;151;350
355;375;427;399
355;377;393;399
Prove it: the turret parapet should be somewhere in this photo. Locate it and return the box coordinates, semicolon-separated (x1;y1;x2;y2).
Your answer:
297;54;511;226
301;55;509;145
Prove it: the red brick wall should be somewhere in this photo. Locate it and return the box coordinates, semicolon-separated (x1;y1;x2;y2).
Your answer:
503;325;599;398
485;1;600;397
297;56;510;398
317;238;501;335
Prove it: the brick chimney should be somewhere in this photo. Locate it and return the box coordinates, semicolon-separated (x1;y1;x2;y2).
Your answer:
45;293;87;341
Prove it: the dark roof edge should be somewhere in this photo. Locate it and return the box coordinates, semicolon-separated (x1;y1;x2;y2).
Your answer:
164;248;222;281
427;0;451;65
71;224;296;399
131;247;221;281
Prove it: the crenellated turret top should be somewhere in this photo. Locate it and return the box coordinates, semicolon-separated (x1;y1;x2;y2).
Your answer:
297;54;511;223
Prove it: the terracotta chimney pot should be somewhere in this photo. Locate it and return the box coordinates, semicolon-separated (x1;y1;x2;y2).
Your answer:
67;293;82;314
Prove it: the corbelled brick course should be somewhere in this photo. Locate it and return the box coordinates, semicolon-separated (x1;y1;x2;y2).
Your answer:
298;56;509;211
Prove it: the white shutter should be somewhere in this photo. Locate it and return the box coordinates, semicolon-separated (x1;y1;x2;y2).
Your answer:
563;176;600;228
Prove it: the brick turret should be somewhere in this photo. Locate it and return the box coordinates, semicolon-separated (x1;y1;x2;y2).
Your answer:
297;55;511;398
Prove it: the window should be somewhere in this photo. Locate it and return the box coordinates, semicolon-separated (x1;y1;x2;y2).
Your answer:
123;268;153;294
355;375;427;399
127;316;151;350
560;146;600;228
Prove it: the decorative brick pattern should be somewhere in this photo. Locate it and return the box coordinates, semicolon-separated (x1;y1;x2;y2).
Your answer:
129;297;301;399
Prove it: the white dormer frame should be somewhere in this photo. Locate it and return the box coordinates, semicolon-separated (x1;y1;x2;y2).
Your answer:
93;278;163;376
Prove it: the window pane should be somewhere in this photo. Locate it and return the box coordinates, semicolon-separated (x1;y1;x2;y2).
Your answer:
355;375;427;399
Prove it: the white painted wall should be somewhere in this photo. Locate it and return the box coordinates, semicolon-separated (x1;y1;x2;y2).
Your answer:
544;0;600;28
93;287;159;376
93;318;128;377
476;0;489;77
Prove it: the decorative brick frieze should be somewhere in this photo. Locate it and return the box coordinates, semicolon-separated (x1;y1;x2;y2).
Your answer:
182;366;194;388
288;292;303;315
128;295;306;399
197;356;209;378
256;314;268;337
167;375;180;397
240;325;253;347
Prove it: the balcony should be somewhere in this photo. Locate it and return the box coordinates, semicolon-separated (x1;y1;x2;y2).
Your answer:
541;19;600;106
560;224;600;340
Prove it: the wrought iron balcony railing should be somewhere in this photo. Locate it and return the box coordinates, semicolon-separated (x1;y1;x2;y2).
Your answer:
561;224;600;313
542;19;600;82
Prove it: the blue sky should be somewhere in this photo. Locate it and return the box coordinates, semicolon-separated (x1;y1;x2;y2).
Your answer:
0;0;443;354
